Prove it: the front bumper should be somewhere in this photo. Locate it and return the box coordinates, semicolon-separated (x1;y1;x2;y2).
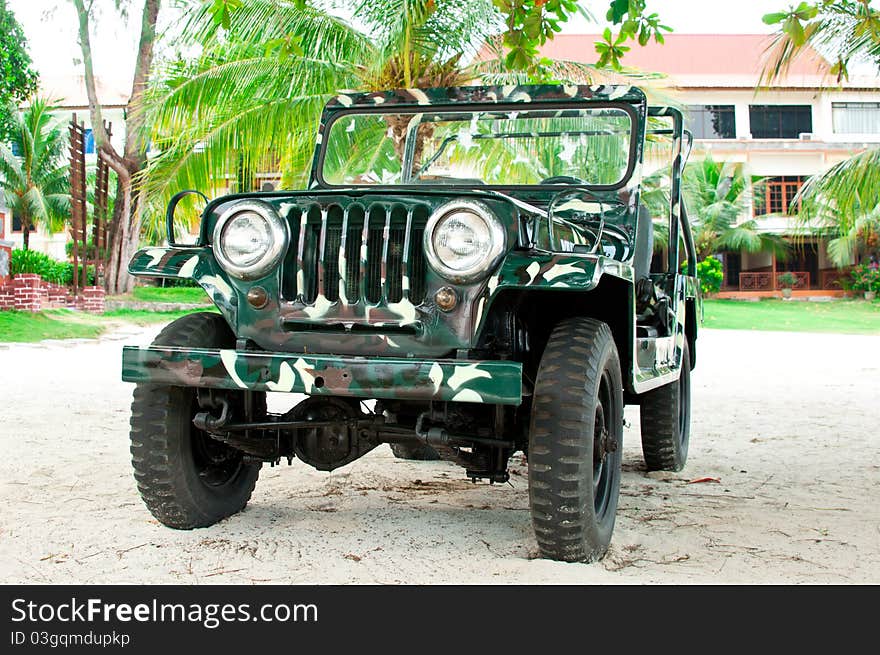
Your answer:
121;346;523;406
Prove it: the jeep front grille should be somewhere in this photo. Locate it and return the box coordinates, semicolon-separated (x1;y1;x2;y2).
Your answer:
282;202;429;307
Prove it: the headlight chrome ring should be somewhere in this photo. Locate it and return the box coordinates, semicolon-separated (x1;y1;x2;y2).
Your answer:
212;200;288;280
424;200;506;284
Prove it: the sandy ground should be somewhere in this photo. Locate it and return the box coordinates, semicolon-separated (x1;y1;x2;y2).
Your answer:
0;325;877;584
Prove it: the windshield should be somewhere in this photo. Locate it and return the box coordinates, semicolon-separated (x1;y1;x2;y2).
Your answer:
320;106;635;188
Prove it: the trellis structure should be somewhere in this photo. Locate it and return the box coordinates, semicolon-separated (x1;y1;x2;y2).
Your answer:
68;116;87;294
69;116;112;293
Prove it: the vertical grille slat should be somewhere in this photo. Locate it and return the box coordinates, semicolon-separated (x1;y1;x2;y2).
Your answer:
359;208;370;303
316;208;328;299
294;209;308;303
322;227;342;302
366;224;384;304
400;207;414;300
288;200;429;312
380;208;392;303
337;206;350;304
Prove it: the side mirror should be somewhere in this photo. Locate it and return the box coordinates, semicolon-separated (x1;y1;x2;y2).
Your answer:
166;190;209;247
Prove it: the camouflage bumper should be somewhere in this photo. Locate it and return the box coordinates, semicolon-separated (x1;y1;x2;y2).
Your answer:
121;346;523;406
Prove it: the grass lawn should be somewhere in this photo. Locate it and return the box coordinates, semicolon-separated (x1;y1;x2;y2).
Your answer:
702;299;880;335
0;308;214;343
127;286;209;304
0;310;106;342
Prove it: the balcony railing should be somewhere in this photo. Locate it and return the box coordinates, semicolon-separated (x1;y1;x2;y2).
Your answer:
738;270;810;291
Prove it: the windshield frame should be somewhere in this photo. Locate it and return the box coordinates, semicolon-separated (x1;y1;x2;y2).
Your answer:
315;101;641;192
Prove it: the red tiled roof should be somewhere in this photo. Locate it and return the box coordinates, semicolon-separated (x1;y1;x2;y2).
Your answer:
529;33;850;88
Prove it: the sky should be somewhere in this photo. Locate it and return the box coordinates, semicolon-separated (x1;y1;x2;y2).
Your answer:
8;0;780;94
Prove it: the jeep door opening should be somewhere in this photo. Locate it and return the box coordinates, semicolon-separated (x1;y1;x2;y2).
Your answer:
122;84;699;563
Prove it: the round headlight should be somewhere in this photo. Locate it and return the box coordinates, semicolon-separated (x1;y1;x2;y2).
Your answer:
424;200;505;283
212;201;288;280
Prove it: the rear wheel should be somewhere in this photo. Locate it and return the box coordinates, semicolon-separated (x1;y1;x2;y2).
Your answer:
129;313;263;529
640;340;691;472
528;318;623;563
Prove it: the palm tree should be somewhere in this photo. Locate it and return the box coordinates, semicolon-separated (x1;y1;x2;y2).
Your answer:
139;0;662;232
683;154;787;261
762;1;880;267
0;98;70;250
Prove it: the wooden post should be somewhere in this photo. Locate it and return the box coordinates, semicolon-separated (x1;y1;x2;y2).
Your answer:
69;115;88;295
771;251;777;291
92;120;112;286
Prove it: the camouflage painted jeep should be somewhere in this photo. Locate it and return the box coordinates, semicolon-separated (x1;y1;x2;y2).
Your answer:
122;84;698;562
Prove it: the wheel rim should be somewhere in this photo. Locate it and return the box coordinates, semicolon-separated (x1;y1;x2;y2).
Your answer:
592;370;617;521
189;396;244;488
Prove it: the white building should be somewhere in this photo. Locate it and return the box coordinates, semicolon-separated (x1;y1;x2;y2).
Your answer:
543;34;880;293
0;75;128;260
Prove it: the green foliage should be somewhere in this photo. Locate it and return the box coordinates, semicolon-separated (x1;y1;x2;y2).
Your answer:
141;0;665;234
598;0;670;70
762;1;879;85
0;1;39;141
850;263;880;293
762;2;818;47
11;249;68;284
494;0;670;74
681;256;723;294
683;154;788;261
777;271;798;289
762;2;880;269
0;98;71;249
696;256;723;294
10;248;96;286
495;0;584;73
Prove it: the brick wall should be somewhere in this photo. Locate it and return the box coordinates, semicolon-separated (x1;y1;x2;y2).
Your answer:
0;274;97;312
80;286;106;314
13;274;42;312
0;283;13;309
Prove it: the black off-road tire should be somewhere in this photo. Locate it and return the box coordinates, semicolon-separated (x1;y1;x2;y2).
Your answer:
130;312;262;529
639;340;691;472
389;442;441;461
528;317;624;563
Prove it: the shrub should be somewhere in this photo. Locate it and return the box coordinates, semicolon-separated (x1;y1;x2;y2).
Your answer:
681;256;724;295
777;271;797;290
10;249;96;286
850;264;880;293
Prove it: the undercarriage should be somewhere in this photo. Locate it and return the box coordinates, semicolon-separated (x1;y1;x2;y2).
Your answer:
193;389;519;484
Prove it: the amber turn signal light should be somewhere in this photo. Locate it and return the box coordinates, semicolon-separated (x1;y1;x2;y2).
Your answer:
434;286;458;311
247;286;269;309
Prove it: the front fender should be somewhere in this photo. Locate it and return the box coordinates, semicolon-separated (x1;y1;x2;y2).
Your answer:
472;251;633;338
128;247;238;323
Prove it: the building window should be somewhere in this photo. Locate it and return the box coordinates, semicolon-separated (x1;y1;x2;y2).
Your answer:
754;176;806;215
832;102;880;134
12;210;24;232
10;141;21;156
84;128;95;154
687;105;736;139
749;105;812;138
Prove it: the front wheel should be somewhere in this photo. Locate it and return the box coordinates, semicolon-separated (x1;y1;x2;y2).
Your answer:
129;313;263;529
528;317;623;563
